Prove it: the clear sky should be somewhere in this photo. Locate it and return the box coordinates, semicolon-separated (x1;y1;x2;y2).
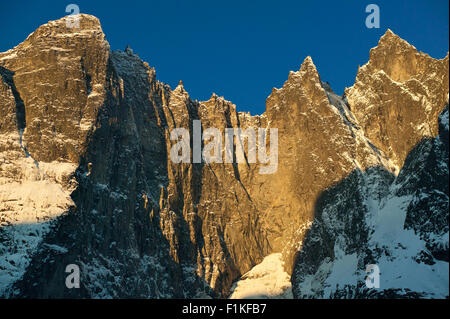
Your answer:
1;0;448;115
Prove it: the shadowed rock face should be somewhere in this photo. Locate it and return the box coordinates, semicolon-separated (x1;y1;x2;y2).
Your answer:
0;15;448;298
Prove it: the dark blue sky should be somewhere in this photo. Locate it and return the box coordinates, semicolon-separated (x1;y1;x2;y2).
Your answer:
1;0;448;114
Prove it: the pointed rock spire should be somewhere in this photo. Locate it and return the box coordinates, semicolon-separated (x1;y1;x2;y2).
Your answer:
376;28;415;51
125;44;133;55
175;80;185;92
383;28;395;38
297;55;321;82
173;79;188;96
301;56;315;68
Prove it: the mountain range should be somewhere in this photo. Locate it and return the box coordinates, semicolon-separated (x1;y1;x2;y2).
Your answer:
0;14;448;298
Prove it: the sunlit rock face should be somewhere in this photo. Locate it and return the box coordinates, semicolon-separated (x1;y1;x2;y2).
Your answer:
0;15;448;298
292;106;449;299
291;30;449;298
345;29;449;168
0;15;106;296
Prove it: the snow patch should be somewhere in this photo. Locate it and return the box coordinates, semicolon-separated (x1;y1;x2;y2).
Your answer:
229;253;293;299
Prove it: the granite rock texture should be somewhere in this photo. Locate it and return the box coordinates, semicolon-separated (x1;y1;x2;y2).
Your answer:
0;15;448;298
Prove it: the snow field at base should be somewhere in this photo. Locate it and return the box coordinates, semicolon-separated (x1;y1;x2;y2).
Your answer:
297;191;449;298
0;177;75;296
364;194;449;298
229;253;293;299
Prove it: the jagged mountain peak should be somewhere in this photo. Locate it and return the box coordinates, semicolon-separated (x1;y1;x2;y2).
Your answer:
383;28;395;36
267;56;323;101
345;28;449;169
44;13;103;31
0;14;448;300
296;55;320;80
0;14;106;62
265;55;328;119
365;29;440;83
173;80;187;94
26;14;104;43
299;55;316;70
199;92;237;115
203;92;229;104
377;28;415;49
378;28;404;43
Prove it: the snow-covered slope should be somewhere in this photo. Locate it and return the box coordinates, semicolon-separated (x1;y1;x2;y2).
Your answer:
292;106;449;299
0;132;76;296
229;254;293;299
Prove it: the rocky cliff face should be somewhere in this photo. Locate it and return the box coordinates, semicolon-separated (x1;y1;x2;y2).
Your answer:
292;106;449;298
0;15;448;298
345;29;449;168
